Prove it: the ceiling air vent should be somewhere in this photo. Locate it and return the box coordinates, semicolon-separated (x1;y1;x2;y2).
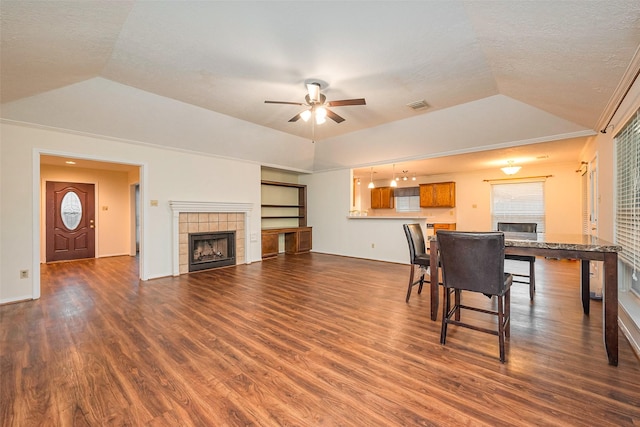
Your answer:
406;99;430;110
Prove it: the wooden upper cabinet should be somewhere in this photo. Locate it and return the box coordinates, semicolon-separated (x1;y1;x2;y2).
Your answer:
420;182;456;207
370;186;394;209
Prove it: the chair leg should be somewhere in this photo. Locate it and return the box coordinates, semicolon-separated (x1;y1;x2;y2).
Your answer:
498;294;505;363
406;264;415;303
454;289;461;321
417;272;425;295
440;286;450;344
529;261;536;300
505;288;511;338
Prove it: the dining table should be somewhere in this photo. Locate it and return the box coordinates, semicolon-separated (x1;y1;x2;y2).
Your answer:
428;232;622;366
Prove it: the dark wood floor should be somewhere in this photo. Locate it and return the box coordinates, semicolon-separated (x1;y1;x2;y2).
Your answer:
1;254;640;426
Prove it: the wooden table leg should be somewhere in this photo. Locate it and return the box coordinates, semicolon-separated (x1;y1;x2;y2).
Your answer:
603;252;618;366
430;240;438;321
581;260;590;315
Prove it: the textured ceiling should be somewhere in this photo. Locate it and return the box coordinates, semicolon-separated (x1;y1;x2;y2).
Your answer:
2;1;640;173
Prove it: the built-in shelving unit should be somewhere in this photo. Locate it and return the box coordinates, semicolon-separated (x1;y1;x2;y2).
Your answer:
261;180;307;227
260;180;311;258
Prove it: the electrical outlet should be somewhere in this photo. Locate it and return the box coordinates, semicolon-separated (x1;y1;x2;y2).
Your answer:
20;270;29;279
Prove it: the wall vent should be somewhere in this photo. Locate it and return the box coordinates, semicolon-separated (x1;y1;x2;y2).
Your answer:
406;99;430;110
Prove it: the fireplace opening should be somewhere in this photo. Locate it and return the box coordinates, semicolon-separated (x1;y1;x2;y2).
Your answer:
189;231;236;272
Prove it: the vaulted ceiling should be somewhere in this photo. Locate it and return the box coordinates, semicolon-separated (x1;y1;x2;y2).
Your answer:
2;1;640;174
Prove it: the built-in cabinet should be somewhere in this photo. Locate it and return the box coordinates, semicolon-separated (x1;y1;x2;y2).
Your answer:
261;226;312;259
420;182;456;207
370;186;394;209
261;180;311;258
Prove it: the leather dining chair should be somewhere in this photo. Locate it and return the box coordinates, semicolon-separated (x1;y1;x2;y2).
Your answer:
497;222;537;300
437;231;513;362
403;223;431;303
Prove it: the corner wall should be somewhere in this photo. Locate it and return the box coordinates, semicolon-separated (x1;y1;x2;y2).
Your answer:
0;122;263;303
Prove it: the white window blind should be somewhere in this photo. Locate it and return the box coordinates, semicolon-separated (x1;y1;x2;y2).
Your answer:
396;195;421;212
491;181;545;232
615;108;640;292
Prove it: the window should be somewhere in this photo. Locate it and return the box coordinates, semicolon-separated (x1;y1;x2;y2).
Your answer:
395;187;421;213
615;109;640;294
491;181;545;232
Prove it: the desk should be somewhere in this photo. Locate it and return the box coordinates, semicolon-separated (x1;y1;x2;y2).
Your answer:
261;227;312;258
428;232;622;365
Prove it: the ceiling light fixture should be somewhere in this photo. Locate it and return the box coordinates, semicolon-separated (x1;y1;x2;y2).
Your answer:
402;170;409;181
501;160;521;175
368;168;375;189
357;178;361;185
65;160;76;165
390;164;398;187
412;173;417;181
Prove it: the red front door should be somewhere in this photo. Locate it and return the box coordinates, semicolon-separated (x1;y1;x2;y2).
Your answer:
46;182;96;262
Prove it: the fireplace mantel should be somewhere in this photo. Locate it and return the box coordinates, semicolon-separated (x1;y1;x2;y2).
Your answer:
169;201;253;276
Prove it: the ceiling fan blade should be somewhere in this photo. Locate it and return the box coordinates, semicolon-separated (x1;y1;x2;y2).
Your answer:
327;98;366;107
288;113;302;122
265;100;305;106
326;109;345;123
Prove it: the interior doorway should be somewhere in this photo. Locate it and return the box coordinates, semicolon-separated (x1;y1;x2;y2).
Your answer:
36;153;143;297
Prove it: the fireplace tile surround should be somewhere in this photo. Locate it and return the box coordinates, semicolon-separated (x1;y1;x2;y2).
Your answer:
170;201;253;276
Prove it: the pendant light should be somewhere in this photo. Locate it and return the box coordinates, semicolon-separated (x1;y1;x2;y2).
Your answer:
390;164;398;187
368;167;375;189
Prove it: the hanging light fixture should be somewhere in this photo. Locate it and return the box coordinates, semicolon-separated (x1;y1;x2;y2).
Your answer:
501;160;521;175
356;178;361;185
390;164;398;187
402;170;409;181
412;173;417;181
368;167;375;189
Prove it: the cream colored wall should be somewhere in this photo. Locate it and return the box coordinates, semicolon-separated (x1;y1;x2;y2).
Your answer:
352;160;581;233
40;165;135;261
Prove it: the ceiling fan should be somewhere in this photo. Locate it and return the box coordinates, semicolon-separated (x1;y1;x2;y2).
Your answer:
265;82;366;124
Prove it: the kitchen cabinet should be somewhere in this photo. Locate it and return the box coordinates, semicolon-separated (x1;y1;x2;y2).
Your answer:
370;186;394;209
420;182;455;207
433;223;456;232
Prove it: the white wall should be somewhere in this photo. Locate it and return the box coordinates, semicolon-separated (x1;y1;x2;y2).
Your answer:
0;122;262;303
303;160;581;265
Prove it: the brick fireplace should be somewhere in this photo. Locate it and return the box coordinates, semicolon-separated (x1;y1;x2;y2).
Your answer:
169;201;253;276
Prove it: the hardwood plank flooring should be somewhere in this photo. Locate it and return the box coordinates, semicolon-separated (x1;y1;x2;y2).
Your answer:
1;253;640;426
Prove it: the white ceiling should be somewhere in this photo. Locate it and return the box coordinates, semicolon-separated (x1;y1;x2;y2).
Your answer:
2;1;640;174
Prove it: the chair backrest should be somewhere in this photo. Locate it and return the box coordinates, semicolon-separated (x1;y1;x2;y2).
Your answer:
497;222;537;233
437;231;506;294
403;223;426;263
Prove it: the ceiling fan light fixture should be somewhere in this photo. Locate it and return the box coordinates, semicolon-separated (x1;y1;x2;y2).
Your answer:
315;115;326;125
300;109;312;122
307;83;321;103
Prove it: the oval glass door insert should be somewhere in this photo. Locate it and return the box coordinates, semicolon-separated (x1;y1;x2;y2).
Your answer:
61;191;82;230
